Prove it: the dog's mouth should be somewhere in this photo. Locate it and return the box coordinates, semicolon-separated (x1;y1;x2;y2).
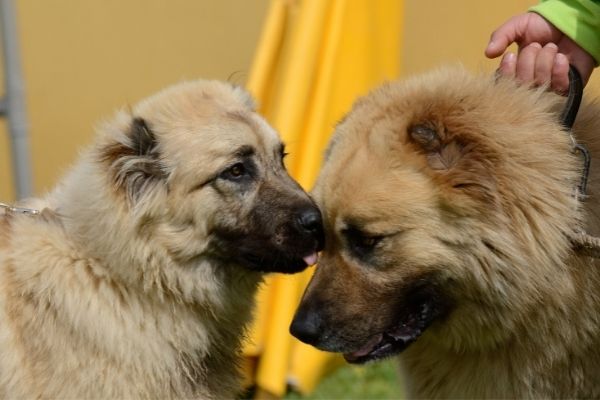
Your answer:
211;221;323;273
343;290;444;364
239;250;320;274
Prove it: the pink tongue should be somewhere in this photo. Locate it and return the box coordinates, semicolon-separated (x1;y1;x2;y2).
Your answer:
303;253;319;266
345;333;383;360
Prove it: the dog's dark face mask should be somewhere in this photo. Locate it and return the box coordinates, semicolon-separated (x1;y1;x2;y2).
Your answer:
208;150;325;274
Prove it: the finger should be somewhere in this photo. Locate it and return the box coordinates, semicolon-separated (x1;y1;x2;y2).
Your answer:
555;35;596;87
564;51;596;88
571;60;595;87
534;43;558;86
497;52;517;78
485;16;522;58
516;42;542;84
551;53;570;94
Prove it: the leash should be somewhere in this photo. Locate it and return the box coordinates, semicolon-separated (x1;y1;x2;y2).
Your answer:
561;66;600;258
560;66;590;198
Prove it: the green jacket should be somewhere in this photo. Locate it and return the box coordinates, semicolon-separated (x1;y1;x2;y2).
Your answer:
530;0;600;65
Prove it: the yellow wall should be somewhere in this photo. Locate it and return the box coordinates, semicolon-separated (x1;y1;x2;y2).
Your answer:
0;0;269;200
1;0;599;200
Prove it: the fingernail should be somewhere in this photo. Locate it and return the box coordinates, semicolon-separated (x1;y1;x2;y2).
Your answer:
555;53;568;66
545;42;558;50
502;52;516;64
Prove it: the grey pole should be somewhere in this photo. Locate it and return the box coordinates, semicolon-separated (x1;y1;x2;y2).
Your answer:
0;0;32;199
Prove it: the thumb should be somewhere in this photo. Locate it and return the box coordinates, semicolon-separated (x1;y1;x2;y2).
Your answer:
485;17;521;58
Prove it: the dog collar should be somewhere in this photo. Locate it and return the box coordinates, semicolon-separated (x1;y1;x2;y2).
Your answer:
0;201;40;216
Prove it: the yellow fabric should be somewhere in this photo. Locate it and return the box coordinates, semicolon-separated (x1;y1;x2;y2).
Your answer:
244;0;402;396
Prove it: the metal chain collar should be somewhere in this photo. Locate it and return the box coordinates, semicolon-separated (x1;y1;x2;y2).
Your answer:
0;201;40;216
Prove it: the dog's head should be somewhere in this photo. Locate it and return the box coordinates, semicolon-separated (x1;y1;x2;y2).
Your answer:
83;80;323;276
290;66;583;363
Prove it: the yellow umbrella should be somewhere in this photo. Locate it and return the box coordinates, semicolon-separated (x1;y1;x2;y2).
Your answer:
244;0;402;396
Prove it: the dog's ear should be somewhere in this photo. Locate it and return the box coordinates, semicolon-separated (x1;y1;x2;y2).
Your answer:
408;124;467;171
130;117;159;157
100;117;167;202
408;122;498;206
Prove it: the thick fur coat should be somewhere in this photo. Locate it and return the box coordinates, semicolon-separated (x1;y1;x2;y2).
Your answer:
291;66;600;398
0;80;322;399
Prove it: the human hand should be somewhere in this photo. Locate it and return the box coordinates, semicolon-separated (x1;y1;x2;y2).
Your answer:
485;12;595;93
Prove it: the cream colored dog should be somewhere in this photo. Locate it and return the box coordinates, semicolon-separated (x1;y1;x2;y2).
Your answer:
291;66;600;398
0;80;323;399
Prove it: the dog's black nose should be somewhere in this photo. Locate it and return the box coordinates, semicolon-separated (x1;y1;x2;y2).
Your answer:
290;304;322;346
297;207;324;250
298;208;322;233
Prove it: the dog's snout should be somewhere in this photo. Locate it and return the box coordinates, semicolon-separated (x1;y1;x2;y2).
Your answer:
290;303;323;346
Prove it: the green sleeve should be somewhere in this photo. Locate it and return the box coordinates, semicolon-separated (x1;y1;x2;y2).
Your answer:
529;0;600;65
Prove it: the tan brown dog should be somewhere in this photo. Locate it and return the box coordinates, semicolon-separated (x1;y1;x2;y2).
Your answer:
0;80;323;399
290;66;600;398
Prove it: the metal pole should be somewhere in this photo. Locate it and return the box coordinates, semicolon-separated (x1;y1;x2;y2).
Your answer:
0;0;32;199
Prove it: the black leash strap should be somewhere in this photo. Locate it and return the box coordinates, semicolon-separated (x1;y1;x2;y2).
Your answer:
560;66;600;257
560;65;590;197
560;66;583;129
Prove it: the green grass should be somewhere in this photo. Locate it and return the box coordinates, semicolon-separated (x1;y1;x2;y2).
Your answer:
285;359;405;400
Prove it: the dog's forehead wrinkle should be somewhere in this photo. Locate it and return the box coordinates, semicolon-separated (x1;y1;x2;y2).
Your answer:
250;120;284;165
255;141;286;170
233;144;255;158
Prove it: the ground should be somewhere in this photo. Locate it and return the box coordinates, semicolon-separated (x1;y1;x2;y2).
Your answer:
285;359;404;399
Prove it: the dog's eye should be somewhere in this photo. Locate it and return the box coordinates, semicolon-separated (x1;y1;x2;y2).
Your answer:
350;234;383;258
353;235;382;251
356;236;380;248
344;227;383;257
230;164;245;177
222;163;246;180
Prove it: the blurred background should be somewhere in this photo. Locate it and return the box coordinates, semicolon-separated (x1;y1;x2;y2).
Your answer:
0;1;597;398
2;0;598;200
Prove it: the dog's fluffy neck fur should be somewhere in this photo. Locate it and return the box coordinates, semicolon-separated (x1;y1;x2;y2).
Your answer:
3;154;263;399
400;186;600;398
396;83;600;398
401;253;600;399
